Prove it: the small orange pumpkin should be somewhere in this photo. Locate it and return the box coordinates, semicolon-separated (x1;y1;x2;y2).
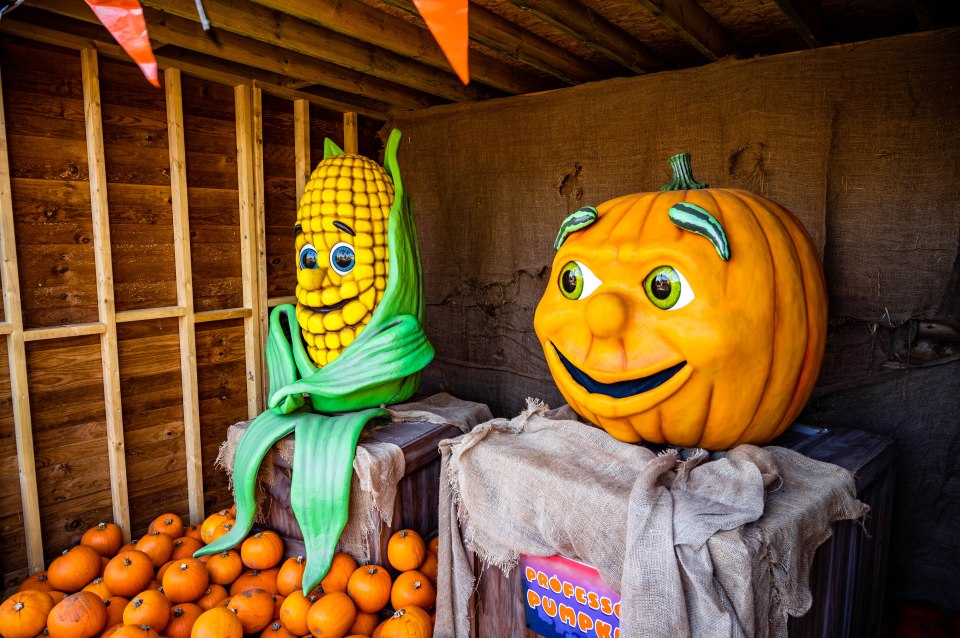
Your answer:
189;607;243;638
261;621;298;638
0;590;55;638
82;578;112;602
379;606;432;638
47;591;108;638
320;553;358;595
346;566;391;614
306;592;356;638
103;596;128;629
229;568;279;596
239;532;284;570
17;572;54;592
427;537;438;556
162;559;209;603
390;571;435;611
122;591;170;633
417;553;438;584
198;512;231;546
227;589;274;634
386;530;426;572
48;590;68;605
276;556;307;597
103;552;154;599
164;603;204;638
135;533;173;569
170;538;204;562
195;586;228;612
347;611;380;637
205;551;242;586
278;590;317;636
101;623;124;638
110;625;159;638
48;545;103;593
182;525;203;542
534;153;828;450
148;514;184;539
81;523;124;558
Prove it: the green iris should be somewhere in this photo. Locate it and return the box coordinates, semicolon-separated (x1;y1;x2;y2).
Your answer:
559;261;584;299
644;266;682;309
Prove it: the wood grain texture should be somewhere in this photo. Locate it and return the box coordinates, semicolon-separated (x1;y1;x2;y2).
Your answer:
265;96;298;300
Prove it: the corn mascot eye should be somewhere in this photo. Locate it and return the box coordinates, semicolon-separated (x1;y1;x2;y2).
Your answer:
329;242;356;275
299;244;319;270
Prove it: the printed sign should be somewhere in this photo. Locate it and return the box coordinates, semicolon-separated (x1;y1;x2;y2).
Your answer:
520;554;621;638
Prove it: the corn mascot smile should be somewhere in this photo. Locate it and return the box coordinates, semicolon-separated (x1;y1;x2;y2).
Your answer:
533;153;828;451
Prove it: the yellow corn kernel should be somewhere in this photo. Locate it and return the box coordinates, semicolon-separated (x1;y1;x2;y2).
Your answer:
306;290;323;308
340;327;355;347
336;190;353;204
355;234;373;248
321;189;336;203
373;221;385;235
324;332;340;350
359;287;375;308
373;246;385;260
354;193;369;207
313;348;327;366
323;310;345;332
343;300;366;325
355;220;372;233
374;262;385;276
303;331;316;347
355;248;375;265
353;264;375;280
374;277;386;291
368;193;380;207
355;207;371;220
321;287;341;306
336;176;352;190
299;270;322;292
355;324;365;338
376;290;384;305
321;202;337;216
308;314;325;335
310;217;324;233
327;350;340;363
336;203;355;217
340;280;359;298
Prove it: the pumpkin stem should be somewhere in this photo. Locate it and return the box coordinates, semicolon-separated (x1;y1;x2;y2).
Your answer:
14;601;24;611
98;522;107;531
660;152;709;191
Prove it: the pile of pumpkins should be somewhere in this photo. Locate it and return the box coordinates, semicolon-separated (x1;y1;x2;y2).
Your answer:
0;508;438;638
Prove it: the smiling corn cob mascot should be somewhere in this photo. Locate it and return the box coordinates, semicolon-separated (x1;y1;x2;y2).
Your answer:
196;129;434;592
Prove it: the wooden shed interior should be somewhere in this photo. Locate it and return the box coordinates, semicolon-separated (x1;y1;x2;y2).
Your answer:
0;0;958;627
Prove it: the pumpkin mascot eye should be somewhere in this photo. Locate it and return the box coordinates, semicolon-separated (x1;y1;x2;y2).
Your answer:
558;261;601;300
643;265;694;310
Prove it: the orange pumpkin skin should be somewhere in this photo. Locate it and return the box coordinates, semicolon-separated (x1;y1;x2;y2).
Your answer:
417;553;437;584
320;553;357;595
18;572;54;593
103;552;154;599
279;590;317;636
347;611;379;636
305;592;356;638
165;604;204;638
534;176;827;450
346;566;391;614
47;591;108;638
189;607;243;638
226;589;274;634
262;621;298;638
386;531;426;573
82;578;112;602
135;534;173;569
81;524;124;558
204;552;242;587
170;538;204;562
276;556;306;597
122;591;170;633
390;571;435;611
110;626;160;638
228;568;279;597
48;546;103;593
379;607;432;638
0;590;55;638
195;586;228;612
162;559;210;604
239;532;284;571
103;597;128;629
148;514;184;540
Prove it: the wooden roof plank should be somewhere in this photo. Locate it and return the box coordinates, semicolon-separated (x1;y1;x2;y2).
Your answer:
632;0;738;60
502;0;669;73
248;0;561;92
770;0;826;47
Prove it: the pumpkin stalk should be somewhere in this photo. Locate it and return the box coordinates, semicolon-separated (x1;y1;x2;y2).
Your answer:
660;152;709;191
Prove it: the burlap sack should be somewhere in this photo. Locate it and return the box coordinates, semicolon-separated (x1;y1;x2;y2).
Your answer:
217;393;492;563
435;400;868;638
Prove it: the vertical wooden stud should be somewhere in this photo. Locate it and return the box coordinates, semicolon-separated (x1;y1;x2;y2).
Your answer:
293;99;310;205
252;86;268;402
0;67;45;573
165;68;205;524
81;48;131;540
235;84;263;418
343;112;358;155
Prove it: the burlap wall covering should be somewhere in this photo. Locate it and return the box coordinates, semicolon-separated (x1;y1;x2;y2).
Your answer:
388;28;960;610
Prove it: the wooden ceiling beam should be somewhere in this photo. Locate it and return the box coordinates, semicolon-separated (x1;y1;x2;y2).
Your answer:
375;0;606;85
35;0;444;110
136;0;518;102
247;0;561;92
0;14;392;118
503;0;669;74
631;0;737;60
770;0;825;48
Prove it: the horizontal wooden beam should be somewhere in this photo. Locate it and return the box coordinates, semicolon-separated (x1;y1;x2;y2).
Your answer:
195;308;253;323
0;323;11;336
138;0;506;102
632;0;737;60
248;0;559;94
115;306;187;323
503;0;668;74
253;82;389;120
268;296;297;308
22;322;106;342
771;0;825;48
378;0;606;85
1;13;391;118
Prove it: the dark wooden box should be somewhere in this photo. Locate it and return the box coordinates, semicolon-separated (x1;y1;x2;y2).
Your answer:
263;418;461;566
470;425;897;638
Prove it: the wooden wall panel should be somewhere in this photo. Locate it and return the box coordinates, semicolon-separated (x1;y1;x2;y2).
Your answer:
308;104;344;170
182;76;242;313
0;338;26;588
26;335;112;564
99;59;177;313
262;94;297;300
1;41;97;328
195;319;248;513
117;319;188;535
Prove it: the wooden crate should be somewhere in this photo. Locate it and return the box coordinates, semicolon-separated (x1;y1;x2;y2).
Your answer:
263;418;461;566
470;425;897;638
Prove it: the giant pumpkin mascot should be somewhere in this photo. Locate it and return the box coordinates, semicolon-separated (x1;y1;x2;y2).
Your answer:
197;130;434;591
534;153;827;451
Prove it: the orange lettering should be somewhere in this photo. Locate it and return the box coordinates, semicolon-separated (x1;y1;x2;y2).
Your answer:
614;628;620;638
526;589;540;610
613;601;621;619
537;571;548;588
575;586;587;604
600;596;613;615
595;619;613;638
577;611;594;632
558;604;576;627
525;566;537;582
587;591;600;610
562;581;574;598
543;596;558;618
549;575;562;594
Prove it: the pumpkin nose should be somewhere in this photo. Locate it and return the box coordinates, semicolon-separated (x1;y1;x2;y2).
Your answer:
586;292;628;338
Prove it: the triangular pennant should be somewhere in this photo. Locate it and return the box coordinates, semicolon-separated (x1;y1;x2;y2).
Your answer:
84;0;160;87
412;0;470;85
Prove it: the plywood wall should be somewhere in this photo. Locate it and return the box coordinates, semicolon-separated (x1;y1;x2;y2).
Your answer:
0;36;381;590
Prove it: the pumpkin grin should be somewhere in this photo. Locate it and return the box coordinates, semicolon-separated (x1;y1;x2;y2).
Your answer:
552;344;687;398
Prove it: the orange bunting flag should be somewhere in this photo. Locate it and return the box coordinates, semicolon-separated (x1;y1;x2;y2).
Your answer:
412;0;470;85
84;0;160;87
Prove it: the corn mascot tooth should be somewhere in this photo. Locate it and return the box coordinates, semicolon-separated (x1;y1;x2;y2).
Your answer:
195;130;434;593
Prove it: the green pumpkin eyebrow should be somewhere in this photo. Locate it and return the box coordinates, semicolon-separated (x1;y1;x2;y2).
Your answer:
668;202;730;261
554;206;598;250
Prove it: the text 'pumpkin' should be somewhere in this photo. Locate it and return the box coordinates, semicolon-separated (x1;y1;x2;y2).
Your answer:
533;153;827;450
